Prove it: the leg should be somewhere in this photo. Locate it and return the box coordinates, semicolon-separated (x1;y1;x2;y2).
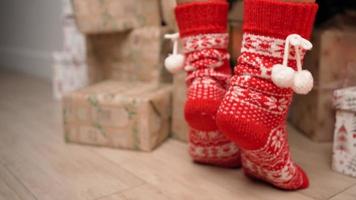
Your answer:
174;0;241;167
216;0;318;189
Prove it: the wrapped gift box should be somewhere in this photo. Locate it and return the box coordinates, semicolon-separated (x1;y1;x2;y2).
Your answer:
63;80;172;151
160;0;177;31
72;0;161;34
52;52;89;99
332;86;356;177
86;26;172;84
63;17;86;62
171;72;189;142
289;19;356;142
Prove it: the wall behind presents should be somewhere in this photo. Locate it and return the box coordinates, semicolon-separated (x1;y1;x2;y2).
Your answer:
0;0;63;81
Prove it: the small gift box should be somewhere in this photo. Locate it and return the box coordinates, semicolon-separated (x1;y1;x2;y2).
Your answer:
332;86;356;177
63;80;172;151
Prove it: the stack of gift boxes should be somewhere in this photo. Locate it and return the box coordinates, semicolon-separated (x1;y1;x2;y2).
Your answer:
62;0;177;151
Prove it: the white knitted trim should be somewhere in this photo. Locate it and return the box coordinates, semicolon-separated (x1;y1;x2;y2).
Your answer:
241;33;306;60
182;33;229;53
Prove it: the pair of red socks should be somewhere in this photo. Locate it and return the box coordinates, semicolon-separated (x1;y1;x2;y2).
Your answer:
173;0;318;190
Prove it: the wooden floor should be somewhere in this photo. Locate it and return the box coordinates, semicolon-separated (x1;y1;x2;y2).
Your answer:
0;70;356;200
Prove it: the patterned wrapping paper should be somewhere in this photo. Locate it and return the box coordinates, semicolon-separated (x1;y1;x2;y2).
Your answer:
62;0;74;18
52;52;89;100
332;86;356;177
63;17;86;62
86;26;172;84
72;0;161;34
171;72;189;142
52;0;88;100
289;24;356;142
160;0;178;31
63;80;172;151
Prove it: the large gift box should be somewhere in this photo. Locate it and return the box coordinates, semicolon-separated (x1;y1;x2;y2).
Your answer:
171;72;189;142
332;86;356;177
289;19;356;142
63;80;172;151
72;0;161;34
86;26;172;84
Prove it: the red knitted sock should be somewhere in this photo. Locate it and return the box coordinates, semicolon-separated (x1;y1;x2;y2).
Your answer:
216;0;318;189
175;1;241;167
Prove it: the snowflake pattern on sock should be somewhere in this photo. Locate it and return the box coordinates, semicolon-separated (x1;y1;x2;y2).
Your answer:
217;33;309;189
182;33;241;167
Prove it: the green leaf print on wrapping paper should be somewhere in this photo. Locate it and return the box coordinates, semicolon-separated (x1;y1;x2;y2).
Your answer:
93;122;107;137
132;123;140;150
124;99;137;120
64;130;70;142
63;108;68;124
149;100;163;146
98;0;117;31
99;0;139;31
124;99;140;150
87;95;106;137
88;95;99;108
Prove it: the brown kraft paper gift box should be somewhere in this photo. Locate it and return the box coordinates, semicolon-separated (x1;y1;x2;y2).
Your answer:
86;26;172;84
72;0;161;34
289;17;356;142
63;80;172;151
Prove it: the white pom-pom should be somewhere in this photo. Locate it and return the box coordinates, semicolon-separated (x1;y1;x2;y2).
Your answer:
301;40;313;50
271;64;295;88
164;54;184;73
292;70;313;94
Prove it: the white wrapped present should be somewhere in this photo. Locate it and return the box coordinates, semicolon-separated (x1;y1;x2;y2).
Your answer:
62;81;172;151
332;86;356;177
52;52;89;99
62;0;74;18
63;17;86;62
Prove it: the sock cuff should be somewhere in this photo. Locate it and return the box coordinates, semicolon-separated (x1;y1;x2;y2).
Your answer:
243;0;318;39
175;1;228;38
